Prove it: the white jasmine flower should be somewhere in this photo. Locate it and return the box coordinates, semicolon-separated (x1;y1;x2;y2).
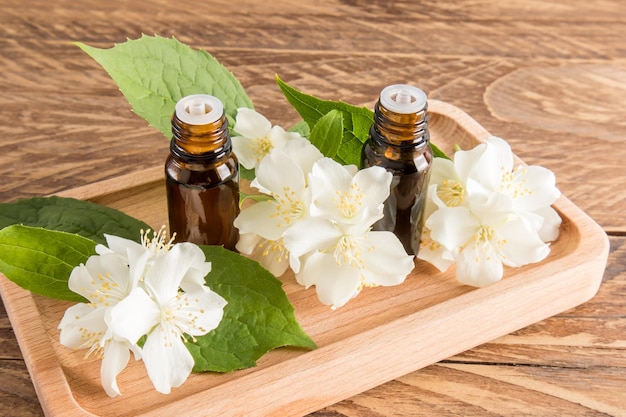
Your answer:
285;218;414;309
106;242;226;394
458;136;561;237
59;232;225;397
426;193;550;287
58;252;142;397
234;139;323;274
282;159;414;308
418;136;561;286
308;158;390;226
231;108;303;170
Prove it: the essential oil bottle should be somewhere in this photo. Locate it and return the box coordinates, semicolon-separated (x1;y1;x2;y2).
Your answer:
361;84;433;256
165;94;240;250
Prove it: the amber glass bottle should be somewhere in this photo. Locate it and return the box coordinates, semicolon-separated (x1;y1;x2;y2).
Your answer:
361;84;433;255
165;94;239;250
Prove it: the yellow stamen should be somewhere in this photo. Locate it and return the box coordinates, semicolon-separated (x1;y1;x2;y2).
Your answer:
269;186;305;227
437;179;464;207
140;226;176;255
251;135;273;162
334;182;364;218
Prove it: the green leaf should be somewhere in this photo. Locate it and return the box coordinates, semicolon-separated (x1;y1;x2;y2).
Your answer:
309;110;343;159
188;246;316;372
431;142;451;160
288;120;310;138
0;225;96;302
0;196;150;245
239;165;256;182
238;191;272;208
75;35;254;138
276;75;374;167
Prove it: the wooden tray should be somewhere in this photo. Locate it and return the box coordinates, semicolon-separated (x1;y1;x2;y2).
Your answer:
0;100;610;417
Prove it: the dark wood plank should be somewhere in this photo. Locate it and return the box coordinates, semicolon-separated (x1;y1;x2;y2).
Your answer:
0;360;43;417
323;364;625;417
0;301;44;416
1;39;624;230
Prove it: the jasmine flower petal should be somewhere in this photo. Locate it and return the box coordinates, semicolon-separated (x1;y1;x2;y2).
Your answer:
101;340;131;397
142;325;194;394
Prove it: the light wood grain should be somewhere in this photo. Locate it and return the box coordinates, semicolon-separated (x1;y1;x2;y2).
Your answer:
1;0;624;416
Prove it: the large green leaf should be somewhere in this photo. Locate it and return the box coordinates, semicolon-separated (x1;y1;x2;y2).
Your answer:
76;35;254;138
0;225;95;302
189;246;316;372
0;196;150;245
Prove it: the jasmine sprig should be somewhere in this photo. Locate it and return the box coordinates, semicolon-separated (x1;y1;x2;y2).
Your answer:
0;197;316;396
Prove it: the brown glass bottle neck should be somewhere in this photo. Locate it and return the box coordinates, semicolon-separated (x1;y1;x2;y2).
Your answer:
170;113;232;160
372;100;430;148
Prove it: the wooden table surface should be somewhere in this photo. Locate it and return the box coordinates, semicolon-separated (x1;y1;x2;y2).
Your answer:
1;0;624;416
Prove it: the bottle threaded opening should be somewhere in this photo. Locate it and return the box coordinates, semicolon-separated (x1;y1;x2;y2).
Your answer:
175;94;224;125
379;84;427;114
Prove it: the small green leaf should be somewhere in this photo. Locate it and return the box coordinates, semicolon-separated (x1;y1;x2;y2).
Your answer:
239;191;272;208
0;196;150;245
0;225;96;302
309;110;344;159
432;142;451;160
239;165;256;182
288;120;310;138
276;75;374;167
188;246;316;372
76;35;254;138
